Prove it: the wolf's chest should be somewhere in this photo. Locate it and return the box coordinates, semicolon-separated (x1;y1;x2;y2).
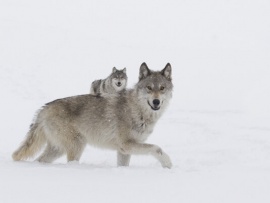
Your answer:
131;116;155;141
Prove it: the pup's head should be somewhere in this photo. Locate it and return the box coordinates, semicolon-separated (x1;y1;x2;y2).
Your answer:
137;62;173;111
111;67;128;91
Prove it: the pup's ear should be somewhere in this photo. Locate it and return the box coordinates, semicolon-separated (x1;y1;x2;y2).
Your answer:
112;67;117;73
161;63;172;81
123;68;126;74
139;62;151;81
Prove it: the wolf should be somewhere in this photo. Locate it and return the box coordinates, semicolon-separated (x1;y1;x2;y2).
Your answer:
12;63;173;168
90;67;127;95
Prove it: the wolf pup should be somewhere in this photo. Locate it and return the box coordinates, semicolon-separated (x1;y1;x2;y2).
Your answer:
12;63;173;168
90;67;127;95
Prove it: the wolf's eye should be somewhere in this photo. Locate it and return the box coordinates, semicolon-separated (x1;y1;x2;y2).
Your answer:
147;86;152;91
160;86;165;91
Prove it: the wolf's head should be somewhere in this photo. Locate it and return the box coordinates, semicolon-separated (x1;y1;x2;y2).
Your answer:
136;63;173;111
111;67;128;91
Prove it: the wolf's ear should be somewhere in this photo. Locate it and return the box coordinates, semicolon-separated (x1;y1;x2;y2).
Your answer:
139;62;151;81
113;67;117;73
123;68;126;74
161;63;172;81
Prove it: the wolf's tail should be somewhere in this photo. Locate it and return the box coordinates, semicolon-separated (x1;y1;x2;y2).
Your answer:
12;123;46;161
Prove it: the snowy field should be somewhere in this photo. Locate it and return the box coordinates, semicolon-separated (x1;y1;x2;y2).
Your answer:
1;0;270;202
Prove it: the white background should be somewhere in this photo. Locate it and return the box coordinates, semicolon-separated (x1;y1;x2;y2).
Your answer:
0;0;270;202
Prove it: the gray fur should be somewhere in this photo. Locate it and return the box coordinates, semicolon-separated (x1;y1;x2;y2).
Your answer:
12;63;173;168
90;67;127;95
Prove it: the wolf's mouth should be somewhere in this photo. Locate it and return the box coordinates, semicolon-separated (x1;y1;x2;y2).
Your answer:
116;83;122;87
147;101;160;111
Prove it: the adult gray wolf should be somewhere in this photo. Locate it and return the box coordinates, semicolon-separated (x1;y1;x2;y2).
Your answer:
90;67;127;95
12;63;173;168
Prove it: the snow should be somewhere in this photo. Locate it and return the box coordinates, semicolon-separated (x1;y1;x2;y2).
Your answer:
1;0;270;202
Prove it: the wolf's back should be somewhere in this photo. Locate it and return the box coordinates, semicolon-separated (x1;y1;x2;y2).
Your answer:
90;79;103;94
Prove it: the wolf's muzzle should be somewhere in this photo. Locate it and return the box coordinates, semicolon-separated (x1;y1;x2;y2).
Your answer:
153;99;160;106
116;82;122;87
148;99;161;111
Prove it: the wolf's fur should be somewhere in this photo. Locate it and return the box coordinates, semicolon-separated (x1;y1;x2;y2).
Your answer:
90;67;127;95
12;63;173;168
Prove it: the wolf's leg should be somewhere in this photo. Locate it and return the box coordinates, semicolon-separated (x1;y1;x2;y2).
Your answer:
66;144;86;162
65;134;86;162
117;151;131;167
36;143;64;163
120;142;172;168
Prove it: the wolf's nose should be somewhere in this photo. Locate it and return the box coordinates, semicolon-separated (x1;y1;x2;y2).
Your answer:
118;82;121;85
153;99;160;106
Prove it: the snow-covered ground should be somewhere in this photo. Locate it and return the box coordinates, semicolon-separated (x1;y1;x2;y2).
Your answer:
1;0;270;202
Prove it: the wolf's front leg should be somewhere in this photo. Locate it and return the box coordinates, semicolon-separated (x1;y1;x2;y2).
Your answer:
119;142;172;168
117;151;131;167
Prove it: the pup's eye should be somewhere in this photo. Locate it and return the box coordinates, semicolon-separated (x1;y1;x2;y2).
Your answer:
147;86;152;91
160;86;165;90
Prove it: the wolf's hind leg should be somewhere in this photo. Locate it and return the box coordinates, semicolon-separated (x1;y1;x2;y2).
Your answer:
36;143;64;163
117;151;131;167
65;134;86;162
66;143;86;162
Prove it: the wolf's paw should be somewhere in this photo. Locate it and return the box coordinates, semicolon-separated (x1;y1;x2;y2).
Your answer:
160;152;172;169
152;146;172;168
